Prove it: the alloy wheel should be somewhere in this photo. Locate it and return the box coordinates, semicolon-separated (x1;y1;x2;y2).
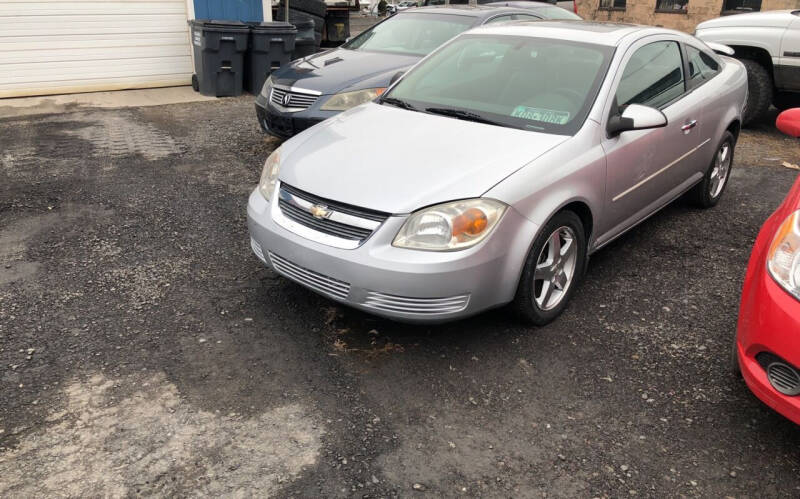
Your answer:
533;226;578;311
709;142;732;199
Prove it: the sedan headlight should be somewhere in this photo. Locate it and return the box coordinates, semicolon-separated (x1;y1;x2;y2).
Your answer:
393;199;507;251
258;148;281;201
767;209;800;300
320;87;386;111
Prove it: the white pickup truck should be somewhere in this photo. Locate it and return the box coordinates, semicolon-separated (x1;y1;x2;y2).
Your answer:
695;10;800;124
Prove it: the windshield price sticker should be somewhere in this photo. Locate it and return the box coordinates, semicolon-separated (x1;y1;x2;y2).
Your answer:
511;106;570;125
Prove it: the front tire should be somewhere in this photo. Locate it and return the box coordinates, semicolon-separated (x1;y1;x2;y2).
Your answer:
513;211;587;326
689;131;735;208
740;59;773;126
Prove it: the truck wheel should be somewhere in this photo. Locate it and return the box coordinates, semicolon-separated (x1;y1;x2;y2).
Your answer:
740;58;773;126
773;91;800;111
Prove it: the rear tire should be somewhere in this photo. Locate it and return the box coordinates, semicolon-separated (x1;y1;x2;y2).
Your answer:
740;59;773;126
513;211;587;326
689;131;735;208
191;74;199;92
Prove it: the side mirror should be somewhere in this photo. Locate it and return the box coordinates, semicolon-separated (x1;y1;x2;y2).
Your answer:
607;104;667;137
389;70;405;85
345;36;351;43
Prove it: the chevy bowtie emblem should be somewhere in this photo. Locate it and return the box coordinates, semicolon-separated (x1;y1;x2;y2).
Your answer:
309;204;331;219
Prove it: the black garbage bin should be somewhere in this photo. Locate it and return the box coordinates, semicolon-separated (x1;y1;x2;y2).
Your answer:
324;9;350;43
245;22;297;94
291;18;316;60
189;20;250;97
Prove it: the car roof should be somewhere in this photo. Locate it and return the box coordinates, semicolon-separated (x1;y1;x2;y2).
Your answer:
485;1;565;8
473;20;689;46
403;5;527;16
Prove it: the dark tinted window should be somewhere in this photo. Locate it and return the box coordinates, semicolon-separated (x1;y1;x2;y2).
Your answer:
616;41;685;109
686;45;720;85
599;0;626;8
655;0;687;11
722;0;761;12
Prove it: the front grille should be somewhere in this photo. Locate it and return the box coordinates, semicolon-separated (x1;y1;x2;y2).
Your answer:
270;87;318;110
268;252;350;300
363;291;470;315
278;198;372;240
281;183;389;222
277;183;389;246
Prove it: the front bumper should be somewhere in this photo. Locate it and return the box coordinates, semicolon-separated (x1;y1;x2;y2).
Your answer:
736;225;800;424
255;92;338;140
246;189;539;323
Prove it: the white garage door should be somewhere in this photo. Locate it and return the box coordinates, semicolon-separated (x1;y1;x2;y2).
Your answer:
0;0;193;98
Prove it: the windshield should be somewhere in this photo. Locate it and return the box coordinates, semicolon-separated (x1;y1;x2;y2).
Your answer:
532;6;582;19
384;34;613;135
342;12;475;56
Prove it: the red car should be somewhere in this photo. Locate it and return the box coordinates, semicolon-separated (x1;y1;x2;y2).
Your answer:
734;109;800;424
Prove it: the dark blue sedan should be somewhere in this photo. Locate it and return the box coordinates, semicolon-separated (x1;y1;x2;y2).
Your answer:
255;5;576;139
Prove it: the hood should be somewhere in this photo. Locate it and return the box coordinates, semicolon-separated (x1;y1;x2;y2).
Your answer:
271;48;420;94
696;10;797;30
279;102;570;214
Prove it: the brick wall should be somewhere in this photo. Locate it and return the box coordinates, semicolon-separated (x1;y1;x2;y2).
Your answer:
577;0;800;32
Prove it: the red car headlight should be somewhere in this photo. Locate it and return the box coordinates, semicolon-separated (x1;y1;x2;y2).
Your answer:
767;210;800;300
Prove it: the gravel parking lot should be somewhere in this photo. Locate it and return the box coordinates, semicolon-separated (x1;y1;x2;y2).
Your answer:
1;97;800;497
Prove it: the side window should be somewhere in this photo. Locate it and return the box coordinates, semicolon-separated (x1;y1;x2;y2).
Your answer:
686;45;720;85
616;41;685;110
485;15;515;24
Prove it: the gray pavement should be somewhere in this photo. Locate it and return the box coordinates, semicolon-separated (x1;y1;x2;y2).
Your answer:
1;96;799;497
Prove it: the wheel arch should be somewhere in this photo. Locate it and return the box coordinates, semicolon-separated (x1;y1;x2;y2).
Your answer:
730;45;774;76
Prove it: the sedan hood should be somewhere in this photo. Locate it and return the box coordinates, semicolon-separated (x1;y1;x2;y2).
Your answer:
279;103;570;214
272;48;420;94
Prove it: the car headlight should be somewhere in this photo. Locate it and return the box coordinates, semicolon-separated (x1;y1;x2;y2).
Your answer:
258;148;281;201
393;199;507;251
767;209;800;300
320;87;387;111
260;75;273;98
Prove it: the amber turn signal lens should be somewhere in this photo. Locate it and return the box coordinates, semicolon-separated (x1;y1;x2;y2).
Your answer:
452;208;488;239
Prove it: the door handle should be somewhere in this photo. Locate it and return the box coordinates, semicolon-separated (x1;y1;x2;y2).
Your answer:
681;120;698;132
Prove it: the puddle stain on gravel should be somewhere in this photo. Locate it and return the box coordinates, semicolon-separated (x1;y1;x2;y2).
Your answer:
0;372;323;497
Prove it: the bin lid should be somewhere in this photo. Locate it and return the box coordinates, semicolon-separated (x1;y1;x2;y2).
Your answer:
250;21;298;33
188;19;251;32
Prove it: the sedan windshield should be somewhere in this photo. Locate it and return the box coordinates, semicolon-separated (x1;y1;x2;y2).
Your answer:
342;12;476;56
384;34;614;135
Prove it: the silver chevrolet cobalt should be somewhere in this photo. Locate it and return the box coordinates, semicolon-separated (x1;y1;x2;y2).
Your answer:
248;21;747;324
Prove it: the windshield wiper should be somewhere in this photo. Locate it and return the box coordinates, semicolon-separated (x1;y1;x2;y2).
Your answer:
381;97;417;111
424;107;502;126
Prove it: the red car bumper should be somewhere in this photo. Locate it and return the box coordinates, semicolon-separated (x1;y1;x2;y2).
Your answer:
736;173;800;424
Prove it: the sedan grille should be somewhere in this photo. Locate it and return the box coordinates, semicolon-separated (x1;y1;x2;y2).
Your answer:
270;87;318;110
277;183;389;246
268;252;350;300
363;291;470;315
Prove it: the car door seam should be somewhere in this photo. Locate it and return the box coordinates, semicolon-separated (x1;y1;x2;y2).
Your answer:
612;137;711;202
